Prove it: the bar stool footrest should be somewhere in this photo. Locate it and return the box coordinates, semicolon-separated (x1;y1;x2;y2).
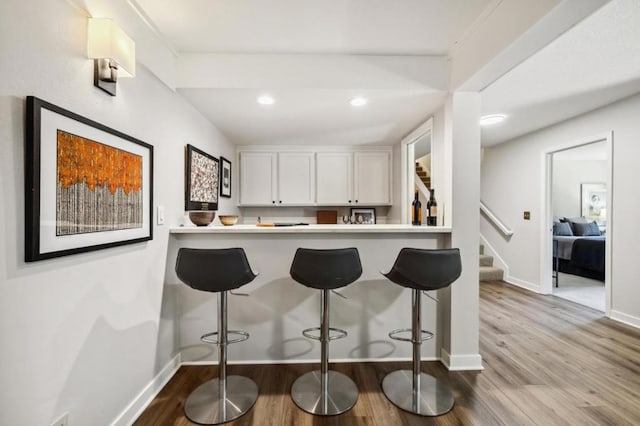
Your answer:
388;328;433;342
302;326;347;341
201;330;249;345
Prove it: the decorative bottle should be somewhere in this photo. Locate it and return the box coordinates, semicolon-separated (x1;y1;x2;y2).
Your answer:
411;190;422;225
427;189;438;226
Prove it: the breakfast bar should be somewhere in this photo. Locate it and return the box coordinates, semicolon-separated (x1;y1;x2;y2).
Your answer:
167;224;452;365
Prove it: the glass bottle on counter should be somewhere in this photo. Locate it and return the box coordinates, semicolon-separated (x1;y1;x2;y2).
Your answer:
427;189;438;226
411;190;422;225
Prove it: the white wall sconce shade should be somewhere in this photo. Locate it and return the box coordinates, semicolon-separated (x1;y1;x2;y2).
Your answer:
87;18;136;96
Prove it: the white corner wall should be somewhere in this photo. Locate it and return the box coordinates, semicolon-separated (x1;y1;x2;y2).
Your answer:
481;92;640;326
0;1;237;425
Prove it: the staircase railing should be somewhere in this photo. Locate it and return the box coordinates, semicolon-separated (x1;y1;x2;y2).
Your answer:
414;173;430;200
480;201;513;237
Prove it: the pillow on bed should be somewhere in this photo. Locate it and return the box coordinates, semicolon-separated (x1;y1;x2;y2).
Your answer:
572;220;601;236
553;222;573;236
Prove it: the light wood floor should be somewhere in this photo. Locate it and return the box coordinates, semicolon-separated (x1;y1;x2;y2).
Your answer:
135;281;640;425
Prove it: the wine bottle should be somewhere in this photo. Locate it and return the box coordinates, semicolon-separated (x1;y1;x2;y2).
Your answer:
427;189;438;226
411;190;422;225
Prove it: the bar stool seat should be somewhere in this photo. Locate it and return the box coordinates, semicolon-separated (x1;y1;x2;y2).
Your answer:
381;248;462;416
175;248;259;425
289;248;362;416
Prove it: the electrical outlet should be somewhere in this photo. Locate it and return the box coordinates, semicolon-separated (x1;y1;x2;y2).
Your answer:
51;412;68;426
523;211;531;220
157;205;165;225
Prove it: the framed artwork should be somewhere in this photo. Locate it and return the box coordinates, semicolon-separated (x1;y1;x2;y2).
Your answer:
350;208;376;224
185;144;219;211
25;96;154;262
220;156;232;198
580;182;606;223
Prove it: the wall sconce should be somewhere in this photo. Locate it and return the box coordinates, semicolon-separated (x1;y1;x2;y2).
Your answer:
87;18;136;96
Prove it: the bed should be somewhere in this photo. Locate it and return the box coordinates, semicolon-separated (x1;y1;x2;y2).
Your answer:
552;220;605;286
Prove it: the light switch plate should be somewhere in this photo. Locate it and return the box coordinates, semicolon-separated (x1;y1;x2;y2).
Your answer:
157;206;165;225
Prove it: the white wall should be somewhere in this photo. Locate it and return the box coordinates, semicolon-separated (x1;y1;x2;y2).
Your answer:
0;1;237;424
481;92;640;326
552;158;606;219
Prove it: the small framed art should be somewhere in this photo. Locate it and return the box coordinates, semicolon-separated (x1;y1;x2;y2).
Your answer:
185;144;219;211
350;208;376;224
220;156;232;198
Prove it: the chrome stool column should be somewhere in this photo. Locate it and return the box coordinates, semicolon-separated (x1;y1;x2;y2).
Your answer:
175;248;259;425
381;248;462;416
289;248;362;416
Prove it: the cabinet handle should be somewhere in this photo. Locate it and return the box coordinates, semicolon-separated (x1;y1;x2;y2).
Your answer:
272;201;275;204
355;200;359;203
279;200;282;204
348;200;352;203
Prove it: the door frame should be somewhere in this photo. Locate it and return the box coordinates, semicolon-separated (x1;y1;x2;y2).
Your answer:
401;118;433;223
539;131;613;316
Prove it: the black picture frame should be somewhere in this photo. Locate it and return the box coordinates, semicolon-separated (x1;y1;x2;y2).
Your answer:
220;156;232;198
185;144;219;211
350;208;376;224
25;96;154;262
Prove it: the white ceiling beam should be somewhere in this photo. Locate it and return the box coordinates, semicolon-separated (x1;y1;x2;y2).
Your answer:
176;54;449;91
451;0;610;91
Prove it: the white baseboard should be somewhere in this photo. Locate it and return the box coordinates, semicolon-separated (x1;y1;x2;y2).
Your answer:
610;310;640;329
504;275;541;293
440;348;483;371
111;353;182;426
182;356;438;366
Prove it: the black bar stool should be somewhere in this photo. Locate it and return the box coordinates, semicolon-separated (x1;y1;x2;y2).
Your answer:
381;248;462;416
289;247;362;416
175;248;259;425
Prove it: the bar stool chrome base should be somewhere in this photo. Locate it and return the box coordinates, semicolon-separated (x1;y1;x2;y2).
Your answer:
291;370;358;416
382;370;454;416
185;376;258;425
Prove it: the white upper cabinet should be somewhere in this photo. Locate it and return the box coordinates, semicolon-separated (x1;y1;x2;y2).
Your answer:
354;151;391;205
277;152;315;205
239;147;391;206
316;152;353;205
239;152;277;205
239;151;315;206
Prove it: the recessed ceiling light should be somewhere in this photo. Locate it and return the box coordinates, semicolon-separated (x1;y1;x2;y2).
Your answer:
257;95;275;105
350;97;368;107
480;114;507;126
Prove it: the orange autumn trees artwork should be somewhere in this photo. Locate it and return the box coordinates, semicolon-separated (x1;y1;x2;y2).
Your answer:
56;130;143;235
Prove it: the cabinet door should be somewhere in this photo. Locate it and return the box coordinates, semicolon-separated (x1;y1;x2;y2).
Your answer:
239;152;277;205
278;152;315;205
354;151;391;205
316;152;352;204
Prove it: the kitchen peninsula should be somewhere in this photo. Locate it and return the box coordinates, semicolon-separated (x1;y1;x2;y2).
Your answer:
167;224;452;364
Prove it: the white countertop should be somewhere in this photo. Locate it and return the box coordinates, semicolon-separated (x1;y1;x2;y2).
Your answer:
170;224;451;234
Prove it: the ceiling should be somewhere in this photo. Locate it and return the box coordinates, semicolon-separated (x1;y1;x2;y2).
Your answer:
481;0;640;146
129;0;640;147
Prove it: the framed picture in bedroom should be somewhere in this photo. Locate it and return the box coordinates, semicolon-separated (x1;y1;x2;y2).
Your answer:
185;144;219;211
220;156;232;198
580;182;606;223
25;96;154;262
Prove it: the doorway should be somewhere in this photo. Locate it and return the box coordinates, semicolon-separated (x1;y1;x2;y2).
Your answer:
401;118;432;223
540;132;612;315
